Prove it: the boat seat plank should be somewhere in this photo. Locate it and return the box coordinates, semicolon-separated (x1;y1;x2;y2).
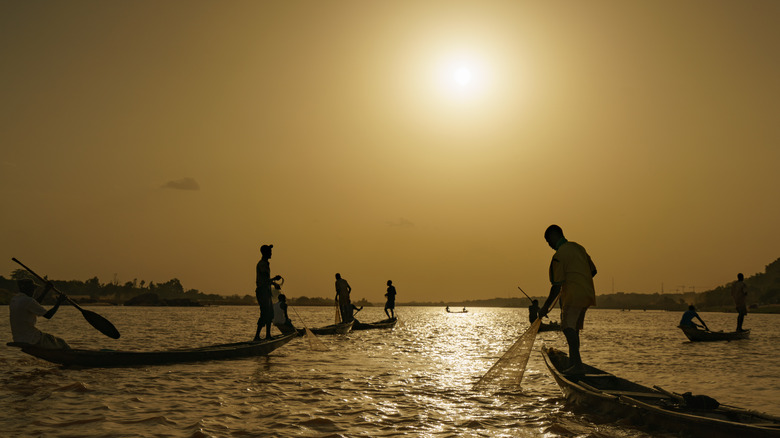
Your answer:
582;373;614;378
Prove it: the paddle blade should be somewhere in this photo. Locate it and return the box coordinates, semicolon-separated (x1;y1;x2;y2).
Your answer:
303;328;329;351
80;308;121;339
473;317;541;391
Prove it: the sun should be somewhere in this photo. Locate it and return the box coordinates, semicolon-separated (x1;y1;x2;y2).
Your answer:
453;67;472;86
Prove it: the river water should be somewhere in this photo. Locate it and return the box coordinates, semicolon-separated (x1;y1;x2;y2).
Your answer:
1;306;778;437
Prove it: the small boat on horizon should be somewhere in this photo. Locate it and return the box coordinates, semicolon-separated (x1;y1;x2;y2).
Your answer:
679;325;750;342
538;321;561;332
445;307;468;313
541;346;780;438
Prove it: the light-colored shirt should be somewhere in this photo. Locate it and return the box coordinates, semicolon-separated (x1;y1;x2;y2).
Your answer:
731;281;747;306
9;293;47;344
272;301;288;324
549;240;597;308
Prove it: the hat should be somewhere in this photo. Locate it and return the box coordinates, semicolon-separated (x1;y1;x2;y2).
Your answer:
260;244;273;254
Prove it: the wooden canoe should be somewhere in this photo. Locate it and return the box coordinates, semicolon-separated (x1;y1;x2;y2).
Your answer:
679;325;750;342
298;320;353;336
352;317;397;331
541;346;780;438
7;332;297;368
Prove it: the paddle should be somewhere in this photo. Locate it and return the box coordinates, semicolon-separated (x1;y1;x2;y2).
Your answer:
12;258;121;339
517;286;534;303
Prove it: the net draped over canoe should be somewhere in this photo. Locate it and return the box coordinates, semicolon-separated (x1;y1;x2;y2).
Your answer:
473;318;542;390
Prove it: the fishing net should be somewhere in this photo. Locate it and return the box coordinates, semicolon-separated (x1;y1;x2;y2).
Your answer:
473;317;542;390
290;306;329;351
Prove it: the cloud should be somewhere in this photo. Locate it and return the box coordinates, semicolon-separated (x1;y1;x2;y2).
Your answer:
386;217;415;228
161;177;200;191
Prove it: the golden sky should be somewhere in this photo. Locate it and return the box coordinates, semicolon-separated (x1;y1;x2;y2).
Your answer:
2;1;779;303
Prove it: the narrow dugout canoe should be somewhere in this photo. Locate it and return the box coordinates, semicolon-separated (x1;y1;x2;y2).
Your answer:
297;320;353;336
541;346;780;438
7;332;297;368
679;325;750;342
352;317;397;330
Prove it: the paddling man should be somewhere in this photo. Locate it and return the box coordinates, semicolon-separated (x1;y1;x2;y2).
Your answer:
539;225;597;375
731;273;748;332
528;299;540;324
9;279;70;349
679;305;708;330
334;273;353;323
255;244;282;340
384;280;396;319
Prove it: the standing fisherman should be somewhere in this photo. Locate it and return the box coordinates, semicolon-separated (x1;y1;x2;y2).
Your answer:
334;273;353;322
539;225;597;375
731;273;748;332
384;280;396;319
255;244;282;340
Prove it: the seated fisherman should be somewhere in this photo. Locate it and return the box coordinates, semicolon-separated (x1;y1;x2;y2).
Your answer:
272;294;296;335
679;305;708;331
528;299;540;323
9;279;71;349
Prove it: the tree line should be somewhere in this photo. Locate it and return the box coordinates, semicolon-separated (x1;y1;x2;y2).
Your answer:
1;257;778;310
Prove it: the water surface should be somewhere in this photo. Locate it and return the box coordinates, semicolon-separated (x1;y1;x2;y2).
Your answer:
2;306;778;437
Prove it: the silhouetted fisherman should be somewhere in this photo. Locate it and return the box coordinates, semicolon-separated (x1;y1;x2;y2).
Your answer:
731;273;748;332
679;305;708;330
384;280;396;319
273;293;296;335
10;279;70;349
335;273;353;323
539;225;597;375
255;244;282;340
528;299;540;324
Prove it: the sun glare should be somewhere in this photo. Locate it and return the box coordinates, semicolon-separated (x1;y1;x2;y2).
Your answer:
453;67;472;86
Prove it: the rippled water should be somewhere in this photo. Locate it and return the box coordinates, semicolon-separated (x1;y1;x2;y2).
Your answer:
1;306;778;437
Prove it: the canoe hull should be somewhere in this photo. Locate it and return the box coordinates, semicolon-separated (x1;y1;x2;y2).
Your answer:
8;333;297;368
352;318;397;330
679;326;750;342
305;321;353;335
541;346;780;438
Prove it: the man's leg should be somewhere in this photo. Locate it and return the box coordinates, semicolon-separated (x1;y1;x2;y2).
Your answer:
737;312;745;331
563;327;581;368
254;316;262;340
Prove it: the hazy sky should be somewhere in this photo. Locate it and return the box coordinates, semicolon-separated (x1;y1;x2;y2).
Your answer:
2;1;779;303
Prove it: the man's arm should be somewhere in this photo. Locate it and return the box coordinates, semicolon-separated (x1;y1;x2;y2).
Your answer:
539;284;561;319
43;294;66;319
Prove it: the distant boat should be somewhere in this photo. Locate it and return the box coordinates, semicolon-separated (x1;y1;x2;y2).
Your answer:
538;321;561;332
541;346;780;437
679;326;750;342
352;317;397;331
6;333;297;368
446;307;468;313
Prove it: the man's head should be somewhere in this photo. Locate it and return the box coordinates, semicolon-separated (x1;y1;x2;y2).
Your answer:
689;305;696;311
260;244;273;258
17;279;36;296
278;293;286;302
387;280;392;286
335;273;342;280
544;224;564;249
532;299;539;306
737;273;744;281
